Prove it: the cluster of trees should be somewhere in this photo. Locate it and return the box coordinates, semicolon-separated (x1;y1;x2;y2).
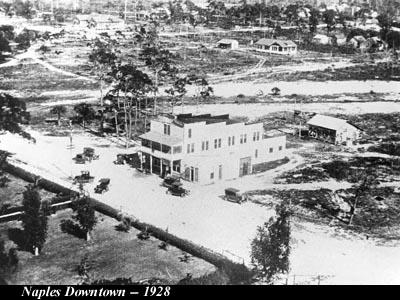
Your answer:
81;27;212;148
0;0;35;20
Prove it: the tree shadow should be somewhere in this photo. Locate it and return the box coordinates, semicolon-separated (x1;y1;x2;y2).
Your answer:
60;219;86;240
7;228;27;251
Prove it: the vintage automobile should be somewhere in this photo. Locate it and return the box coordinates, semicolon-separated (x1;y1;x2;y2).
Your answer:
223;188;247;204
73;153;88;164
83;147;99;161
161;175;181;188
113;154;126;165
94;178;110;194
73;170;94;184
166;182;190;197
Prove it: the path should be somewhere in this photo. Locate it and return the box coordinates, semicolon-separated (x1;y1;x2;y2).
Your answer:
0;44;97;83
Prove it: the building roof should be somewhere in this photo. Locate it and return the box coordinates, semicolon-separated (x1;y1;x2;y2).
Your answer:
139;131;182;146
176;114;239;125
255;38;297;48
307;114;359;132
217;39;238;45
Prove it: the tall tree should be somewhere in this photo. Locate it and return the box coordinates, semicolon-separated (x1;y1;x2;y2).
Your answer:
347;170;378;226
309;9;320;33
72;196;97;242
21;185;48;256
139;45;175;114
251;203;291;283
0;237;18;283
165;76;188;114
49;105;66;126
323;9;336;33
73;103;96;129
0;33;10;61
110;64;152;147
88;35;119;107
0;93;31;139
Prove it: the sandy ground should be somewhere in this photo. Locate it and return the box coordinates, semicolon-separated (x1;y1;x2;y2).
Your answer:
1;130;399;285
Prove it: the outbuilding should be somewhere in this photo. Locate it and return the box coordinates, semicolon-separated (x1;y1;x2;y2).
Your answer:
217;39;239;50
307;114;362;146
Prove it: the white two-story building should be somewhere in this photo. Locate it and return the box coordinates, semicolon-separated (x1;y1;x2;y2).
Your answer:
138;114;287;184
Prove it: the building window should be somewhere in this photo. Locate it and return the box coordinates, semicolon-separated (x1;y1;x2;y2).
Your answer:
188;128;192;138
173;146;182;154
191;143;195;153
257;132;260;141
187;144;191;154
228;136;231;146
232;136;235;145
210;172;214;179
255;149;258;158
244;134;247;143
202;141;205;151
218;138;221;148
240;134;243;144
164;124;170;135
214;139;218;149
205;141;209;150
253;132;256;141
279;146;283;151
269;147;273;153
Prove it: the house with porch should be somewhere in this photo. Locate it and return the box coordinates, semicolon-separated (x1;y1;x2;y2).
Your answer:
254;38;297;55
138;114;287;184
307;114;362;146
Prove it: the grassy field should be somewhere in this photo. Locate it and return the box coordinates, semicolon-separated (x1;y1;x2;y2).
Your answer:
0;64;98;100
0;173;216;285
0;174;53;210
0;209;216;285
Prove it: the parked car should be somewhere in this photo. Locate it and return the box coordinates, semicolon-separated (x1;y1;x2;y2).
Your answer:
73;170;94;184
166;183;190;197
83;147;99;161
94;178;110;194
113;154;126;165
161;175;181;188
73;153;88;164
223;188;247;204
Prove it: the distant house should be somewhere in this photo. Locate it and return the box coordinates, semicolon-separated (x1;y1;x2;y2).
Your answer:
217;39;239;50
312;34;331;45
254;38;297;55
349;35;367;49
307;114;362;146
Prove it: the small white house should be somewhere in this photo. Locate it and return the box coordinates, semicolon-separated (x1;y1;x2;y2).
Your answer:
307;114;362;146
254;38;297;55
312;34;331;45
217;39;239;50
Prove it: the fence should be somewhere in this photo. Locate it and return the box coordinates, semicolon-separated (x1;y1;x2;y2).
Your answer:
1;161;252;284
284;274;334;285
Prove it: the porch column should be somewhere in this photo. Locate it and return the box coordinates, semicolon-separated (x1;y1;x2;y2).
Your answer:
150;155;153;173
160;160;164;177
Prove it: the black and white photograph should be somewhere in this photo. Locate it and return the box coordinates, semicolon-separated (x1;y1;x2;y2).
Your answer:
0;0;399;288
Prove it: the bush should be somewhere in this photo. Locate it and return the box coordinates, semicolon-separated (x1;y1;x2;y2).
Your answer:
177;269;230;285
115;218;131;232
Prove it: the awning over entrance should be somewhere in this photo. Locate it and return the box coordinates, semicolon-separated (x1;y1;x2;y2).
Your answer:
139;131;182;147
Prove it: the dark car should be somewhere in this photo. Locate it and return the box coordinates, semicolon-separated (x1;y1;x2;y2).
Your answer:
94;178;110;194
224;188;247;204
161;175;181;188
166;183;189;197
73;154;88;164
73;170;94;184
83;147;99;161
113;154;126;165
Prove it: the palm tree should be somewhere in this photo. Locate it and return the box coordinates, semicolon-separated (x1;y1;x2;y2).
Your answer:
49;105;66;126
